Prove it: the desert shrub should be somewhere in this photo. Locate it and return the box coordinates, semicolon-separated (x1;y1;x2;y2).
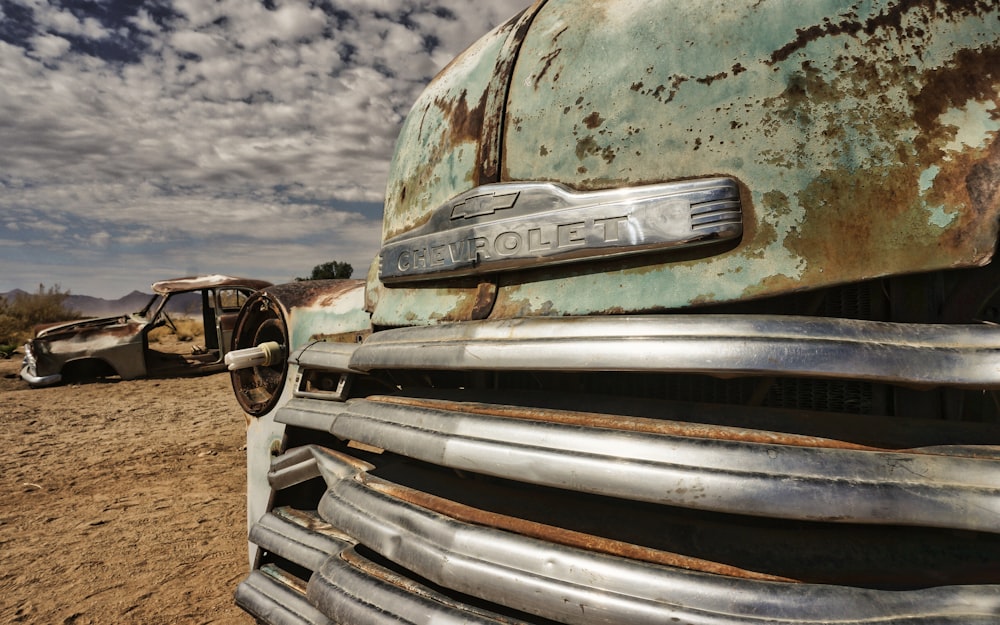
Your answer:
0;309;19;357
0;284;80;349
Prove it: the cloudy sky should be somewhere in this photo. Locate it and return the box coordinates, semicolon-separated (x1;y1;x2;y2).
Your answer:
0;0;529;298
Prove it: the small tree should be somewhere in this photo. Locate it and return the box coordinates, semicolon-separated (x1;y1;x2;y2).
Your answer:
295;261;354;281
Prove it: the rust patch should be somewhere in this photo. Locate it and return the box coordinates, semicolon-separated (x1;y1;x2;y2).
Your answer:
633;74;689;104
383;86;489;239
262;279;365;310
433;88;485;147
575;135;599;160
769;20;861;66
573;134;617;165
583;111;605;129
966;139;1000;217
479;4;542;184
469;280;497;320
696;71;729;86
309;329;372;344
337;548;458;604
911;45;1000;153
754;25;1000;294
364;474;796;582
785;167;919;273
935;140;1000;259
533;48;563;89
368;395;885;452
769;1;995;65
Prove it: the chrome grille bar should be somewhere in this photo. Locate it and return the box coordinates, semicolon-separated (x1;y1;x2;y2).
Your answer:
236;568;334;625
348;315;1000;388
247;502;527;624
291;395;1000;532
303;444;1000;625
250;509;349;573
308;549;528;625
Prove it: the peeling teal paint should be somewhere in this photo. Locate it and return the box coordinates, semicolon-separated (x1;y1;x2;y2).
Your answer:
370;0;1000;325
289;306;371;352
382;24;512;240
283;284;371;351
926;204;958;229
940;101;1000;153
919;166;940;194
492;0;1000;316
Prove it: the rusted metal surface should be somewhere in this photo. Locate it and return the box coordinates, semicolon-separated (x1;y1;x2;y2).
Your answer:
235;281;372;545
366;393;1000;457
329;393;1000;531
303;443;1000;623
25;319;146;382
267;281;371;345
368;271;499;325
350;314;1000;390
369;0;1000;325
476;4;543;186
230;280;370;416
239;3;1000;622
258;279;365;311
368;394;884;452
491;0;1000;317
371;2;549;326
252;280;371;348
414;387;1000;450
382;5;545;241
364;474;793;582
151;273;272;294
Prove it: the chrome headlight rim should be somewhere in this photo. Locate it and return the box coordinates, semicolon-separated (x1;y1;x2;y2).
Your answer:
230;293;289;417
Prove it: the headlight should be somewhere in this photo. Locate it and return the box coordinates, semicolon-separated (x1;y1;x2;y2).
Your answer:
22;342;36;369
229;293;288;416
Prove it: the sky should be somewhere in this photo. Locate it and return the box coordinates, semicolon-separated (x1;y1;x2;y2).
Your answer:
0;0;530;298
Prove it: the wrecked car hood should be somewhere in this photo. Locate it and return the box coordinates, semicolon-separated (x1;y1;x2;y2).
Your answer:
34;315;135;339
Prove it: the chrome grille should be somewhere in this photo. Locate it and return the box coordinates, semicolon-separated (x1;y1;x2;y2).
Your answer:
240;316;1000;624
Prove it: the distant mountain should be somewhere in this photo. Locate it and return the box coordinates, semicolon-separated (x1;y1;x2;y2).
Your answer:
1;289;202;318
64;290;154;317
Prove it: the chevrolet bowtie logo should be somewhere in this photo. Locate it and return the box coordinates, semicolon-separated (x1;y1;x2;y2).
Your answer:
450;190;520;219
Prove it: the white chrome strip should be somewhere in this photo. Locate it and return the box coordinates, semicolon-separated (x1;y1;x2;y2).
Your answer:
349;315;1000;388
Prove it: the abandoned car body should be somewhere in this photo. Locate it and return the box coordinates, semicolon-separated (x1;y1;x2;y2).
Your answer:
227;1;1000;623
21;274;271;387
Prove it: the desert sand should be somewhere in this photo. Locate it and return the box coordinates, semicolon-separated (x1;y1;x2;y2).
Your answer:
0;350;254;624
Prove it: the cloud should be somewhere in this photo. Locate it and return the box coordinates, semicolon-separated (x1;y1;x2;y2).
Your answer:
0;0;531;297
30;1;111;40
28;33;71;59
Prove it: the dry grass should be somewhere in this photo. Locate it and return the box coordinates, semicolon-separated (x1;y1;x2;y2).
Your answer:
148;316;204;344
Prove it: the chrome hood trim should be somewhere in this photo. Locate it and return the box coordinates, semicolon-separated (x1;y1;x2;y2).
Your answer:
379;178;741;282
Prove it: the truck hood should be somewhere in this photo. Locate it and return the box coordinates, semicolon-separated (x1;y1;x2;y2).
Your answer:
368;0;1000;326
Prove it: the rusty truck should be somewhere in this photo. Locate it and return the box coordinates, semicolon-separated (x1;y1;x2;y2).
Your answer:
225;1;1000;622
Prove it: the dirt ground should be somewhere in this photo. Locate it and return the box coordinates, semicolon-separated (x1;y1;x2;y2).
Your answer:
0;349;255;625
